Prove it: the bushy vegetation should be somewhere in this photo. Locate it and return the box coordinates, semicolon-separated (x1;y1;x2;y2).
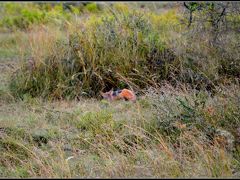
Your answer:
0;2;102;31
9;6;180;99
1;2;240;178
5;2;240;100
178;2;240;87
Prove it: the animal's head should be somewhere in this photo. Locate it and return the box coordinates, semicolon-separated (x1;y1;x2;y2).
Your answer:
100;89;113;101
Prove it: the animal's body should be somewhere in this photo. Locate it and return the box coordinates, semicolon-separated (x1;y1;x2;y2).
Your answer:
100;88;136;102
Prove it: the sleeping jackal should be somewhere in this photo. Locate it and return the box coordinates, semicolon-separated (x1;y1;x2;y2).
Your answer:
100;88;136;102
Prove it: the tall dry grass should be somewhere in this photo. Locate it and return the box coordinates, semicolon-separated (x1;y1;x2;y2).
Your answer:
9;6;180;100
7;3;240;100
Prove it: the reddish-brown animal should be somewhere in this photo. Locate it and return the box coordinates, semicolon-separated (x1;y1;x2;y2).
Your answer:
100;88;136;102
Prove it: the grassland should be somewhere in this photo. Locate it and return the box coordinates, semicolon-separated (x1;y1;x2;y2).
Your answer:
0;2;240;178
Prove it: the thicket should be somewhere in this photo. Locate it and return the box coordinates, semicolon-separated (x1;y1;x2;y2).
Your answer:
1;2;239;99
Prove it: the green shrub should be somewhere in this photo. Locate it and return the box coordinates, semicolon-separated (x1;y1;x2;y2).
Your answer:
0;3;44;30
0;3;72;30
85;3;99;13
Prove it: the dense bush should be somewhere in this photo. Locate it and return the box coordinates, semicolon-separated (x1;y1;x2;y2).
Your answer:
9;9;179;99
4;2;240;100
179;2;240;85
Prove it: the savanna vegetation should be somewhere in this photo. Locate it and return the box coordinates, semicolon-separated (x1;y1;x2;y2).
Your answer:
0;2;240;178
